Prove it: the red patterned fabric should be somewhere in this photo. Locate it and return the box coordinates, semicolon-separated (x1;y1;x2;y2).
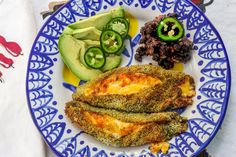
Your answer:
0;35;22;81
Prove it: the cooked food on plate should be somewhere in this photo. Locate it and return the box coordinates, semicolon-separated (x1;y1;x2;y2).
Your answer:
135;13;193;69
72;64;196;113
64;64;196;150
66;101;183;124
65;101;188;147
58;7;129;81
58;7;196;153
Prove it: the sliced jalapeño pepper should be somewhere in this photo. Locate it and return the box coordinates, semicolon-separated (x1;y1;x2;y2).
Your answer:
84;47;106;69
100;30;124;54
106;17;129;38
157;17;184;42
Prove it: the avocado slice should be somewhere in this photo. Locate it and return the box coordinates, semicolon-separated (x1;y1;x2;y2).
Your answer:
76;40;89;68
69;7;125;30
110;6;125;18
101;55;122;72
83;40;100;48
79;40;100;68
62;26;74;35
72;27;101;41
58;35;102;81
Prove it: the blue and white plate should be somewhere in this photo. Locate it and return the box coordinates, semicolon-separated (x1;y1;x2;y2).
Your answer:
26;0;231;156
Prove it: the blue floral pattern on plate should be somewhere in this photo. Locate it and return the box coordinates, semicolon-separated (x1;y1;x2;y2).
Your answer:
26;0;231;156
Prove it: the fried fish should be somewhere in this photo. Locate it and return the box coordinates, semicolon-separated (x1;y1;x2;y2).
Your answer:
72;65;196;113
65;101;188;147
66;100;183;123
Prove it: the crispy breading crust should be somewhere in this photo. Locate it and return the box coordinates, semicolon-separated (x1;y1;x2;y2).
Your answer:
72;65;195;113
65;101;188;147
67;101;184;123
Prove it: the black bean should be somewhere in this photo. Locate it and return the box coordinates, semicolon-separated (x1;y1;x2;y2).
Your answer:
158;59;174;69
135;53;142;62
173;44;180;52
136;46;146;56
139;37;146;44
152;53;160;61
163;61;174;69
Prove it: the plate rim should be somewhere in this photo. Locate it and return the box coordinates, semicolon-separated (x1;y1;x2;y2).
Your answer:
25;0;232;156
182;0;231;156
25;2;71;157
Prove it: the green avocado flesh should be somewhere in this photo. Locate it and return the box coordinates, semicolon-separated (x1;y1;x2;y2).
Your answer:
62;26;74;35
101;55;122;72
58;7;125;80
58;35;102;81
68;7;125;30
72;27;101;41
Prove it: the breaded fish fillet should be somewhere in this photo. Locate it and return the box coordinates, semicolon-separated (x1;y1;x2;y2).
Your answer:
67;101;183;123
72;65;196;113
65;101;188;147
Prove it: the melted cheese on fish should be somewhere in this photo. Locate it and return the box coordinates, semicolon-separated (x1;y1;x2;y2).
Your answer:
150;142;170;154
84;111;143;138
178;76;196;97
86;73;162;96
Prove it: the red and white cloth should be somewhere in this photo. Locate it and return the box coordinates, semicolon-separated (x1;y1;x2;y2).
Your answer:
0;0;235;157
0;0;44;157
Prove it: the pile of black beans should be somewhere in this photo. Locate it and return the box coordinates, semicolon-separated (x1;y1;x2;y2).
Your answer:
135;14;193;69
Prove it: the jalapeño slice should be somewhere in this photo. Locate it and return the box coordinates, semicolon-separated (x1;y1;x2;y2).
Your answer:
100;30;124;54
84;47;106;69
157;17;184;42
106;17;129;38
